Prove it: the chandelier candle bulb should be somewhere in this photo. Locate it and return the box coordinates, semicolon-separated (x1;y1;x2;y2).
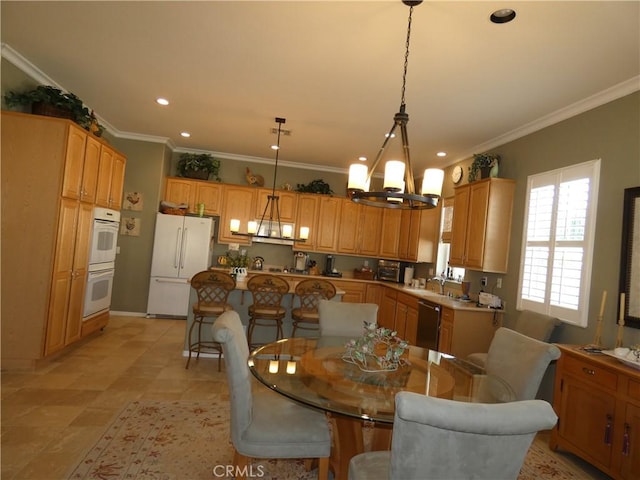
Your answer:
286;361;296;375
422;169;445;196
268;360;279;374
299;226;309;240
384;160;405;191
282;225;293;238
247;221;257;234
230;219;240;233
348;164;368;191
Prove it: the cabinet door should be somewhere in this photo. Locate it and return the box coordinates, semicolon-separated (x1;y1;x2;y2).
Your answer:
464;181;490;269
440;196;454;243
438;307;454;354
165;177;196;209
61;124;87;200
256;188;297;222
196;182;222;215
398;210;414;260
315;196;341;252
109;153;126;210
218;185;256;245
81;135;101;204
45;198;79;355
365;283;384;324
337;200;360;254
404;302;419;345
331;280;366;304
621;402;640;479
394;301;408;339
379;209;402;258
66;202;93;344
379;288;397;330
294;194;319;250
558;374;616;469
359;205;383;256
449;186;470;267
95;146;115;207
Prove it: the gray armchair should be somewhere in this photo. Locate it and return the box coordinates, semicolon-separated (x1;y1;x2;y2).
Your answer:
467;310;560;368
318;300;378;337
212;310;331;480
348;391;558;480
481;327;561;400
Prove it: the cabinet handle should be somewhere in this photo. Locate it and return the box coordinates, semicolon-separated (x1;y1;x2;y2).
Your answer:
623;423;630;456
604;414;613;445
582;367;595;375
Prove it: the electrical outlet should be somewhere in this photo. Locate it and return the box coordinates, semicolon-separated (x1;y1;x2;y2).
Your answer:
496;278;502;288
481;276;488;287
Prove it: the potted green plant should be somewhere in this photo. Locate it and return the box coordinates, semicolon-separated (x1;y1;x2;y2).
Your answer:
177;153;221;181
3;85;102;135
295;179;333;194
468;153;500;182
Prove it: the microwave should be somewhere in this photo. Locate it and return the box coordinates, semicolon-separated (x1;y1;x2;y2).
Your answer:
378;260;401;282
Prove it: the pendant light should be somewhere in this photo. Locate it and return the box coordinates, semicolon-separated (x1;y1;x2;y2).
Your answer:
348;0;444;210
230;117;309;242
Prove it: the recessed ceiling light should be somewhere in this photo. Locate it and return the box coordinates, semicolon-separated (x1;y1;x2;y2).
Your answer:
490;8;516;24
180;132;191;138
436;152;447;157
156;97;169;106
271;144;280;150
385;132;396;139
358;156;367;162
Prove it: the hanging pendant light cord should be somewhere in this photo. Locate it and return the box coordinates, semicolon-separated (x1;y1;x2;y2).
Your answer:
400;5;414;108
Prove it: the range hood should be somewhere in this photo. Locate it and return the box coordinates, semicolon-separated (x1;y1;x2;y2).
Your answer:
250;220;295;246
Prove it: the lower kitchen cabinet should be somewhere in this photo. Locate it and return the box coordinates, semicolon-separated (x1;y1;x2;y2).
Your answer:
437;306;501;358
551;346;640;479
330;279;367;303
395;292;419;345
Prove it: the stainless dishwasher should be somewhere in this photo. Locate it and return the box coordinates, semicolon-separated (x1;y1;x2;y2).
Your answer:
417;300;441;350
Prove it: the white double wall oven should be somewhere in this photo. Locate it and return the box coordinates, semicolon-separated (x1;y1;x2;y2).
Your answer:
83;207;120;319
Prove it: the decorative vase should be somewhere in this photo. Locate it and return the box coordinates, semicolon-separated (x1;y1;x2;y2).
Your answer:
480;166;492;179
184;169;210;180
31;102;73;120
490;163;499;178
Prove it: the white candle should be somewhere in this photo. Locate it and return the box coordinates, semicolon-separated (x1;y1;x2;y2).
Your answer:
282;225;292;238
247;221;257;234
299;226;309;240
599;290;607;317
620;293;626;324
286;361;297;375
268;360;279;374
230;219;240;233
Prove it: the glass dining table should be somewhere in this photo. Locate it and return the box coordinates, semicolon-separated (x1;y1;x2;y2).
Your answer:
248;336;514;480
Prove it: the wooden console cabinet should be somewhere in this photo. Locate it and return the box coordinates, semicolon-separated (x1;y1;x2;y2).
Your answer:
551;345;640;479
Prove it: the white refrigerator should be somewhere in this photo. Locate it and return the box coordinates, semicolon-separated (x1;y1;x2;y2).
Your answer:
147;213;214;317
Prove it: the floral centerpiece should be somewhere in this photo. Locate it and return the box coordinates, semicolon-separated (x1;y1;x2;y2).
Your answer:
343;322;410;372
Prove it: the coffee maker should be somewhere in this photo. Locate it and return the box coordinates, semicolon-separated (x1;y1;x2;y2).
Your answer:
323;254;342;277
293;251;309;273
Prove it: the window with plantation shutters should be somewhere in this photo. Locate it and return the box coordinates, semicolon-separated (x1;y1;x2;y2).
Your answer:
517;160;600;327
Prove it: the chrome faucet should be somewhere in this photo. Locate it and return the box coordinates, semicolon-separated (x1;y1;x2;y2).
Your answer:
430;276;446;295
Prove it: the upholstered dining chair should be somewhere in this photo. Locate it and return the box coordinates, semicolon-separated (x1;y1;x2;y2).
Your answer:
348;391;558;480
291;279;337;337
318;300;379;337
212;310;331;480
478;327;561;401
467;310;561;368
186;270;236;370
246;274;289;349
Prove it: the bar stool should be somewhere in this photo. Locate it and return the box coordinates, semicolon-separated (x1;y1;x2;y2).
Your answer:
291;279;336;337
246;274;289;349
186;270;236;370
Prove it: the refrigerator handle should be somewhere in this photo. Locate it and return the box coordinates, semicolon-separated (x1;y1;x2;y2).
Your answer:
179;228;188;269
174;227;182;268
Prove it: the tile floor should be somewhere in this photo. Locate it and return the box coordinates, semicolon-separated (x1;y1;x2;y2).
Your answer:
1;315;610;480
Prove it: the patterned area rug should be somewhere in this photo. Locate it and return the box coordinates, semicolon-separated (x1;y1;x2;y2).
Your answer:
68;399;592;480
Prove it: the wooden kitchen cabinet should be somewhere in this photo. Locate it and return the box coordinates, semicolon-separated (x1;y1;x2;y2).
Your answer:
398;205;441;263
315;195;342;252
395;292;419;345
449;178;515;273
330;279;367;304
365;283;384;324
218;185;257;245
379;287;397;330
437;306;501;358
164;177;222;215
96;145;126;209
551;346;640;479
2;112;126;368
379;209;402;259
255;188;297;223
294;194;320;250
337;201;383;256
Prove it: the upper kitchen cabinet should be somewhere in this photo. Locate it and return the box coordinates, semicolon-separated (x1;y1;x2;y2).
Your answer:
294;194;319;250
379;209;402;259
398;205;441;263
255;188;297;223
314;195;342;252
337;200;383;256
449;178;515;273
164;177;222;215
61;124;100;204
96;145;126;210
218;185;257;245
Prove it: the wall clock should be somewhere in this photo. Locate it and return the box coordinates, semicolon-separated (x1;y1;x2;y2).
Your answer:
451;165;463;184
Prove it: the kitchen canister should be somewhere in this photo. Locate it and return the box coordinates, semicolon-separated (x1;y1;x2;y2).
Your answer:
404;266;414;286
